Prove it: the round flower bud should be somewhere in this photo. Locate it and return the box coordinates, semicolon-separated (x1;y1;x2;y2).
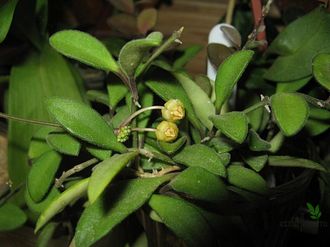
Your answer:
155;121;179;142
117;126;131;143
161;99;185;122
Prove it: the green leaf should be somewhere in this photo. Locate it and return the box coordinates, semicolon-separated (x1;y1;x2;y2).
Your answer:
315;204;320;215
304;119;330;136
268;156;326;172
158;136;187;155
173;45;203;70
118;32;163;77
248;129;271;151
313;53;330;90
35;178;89;232
142;145;176;165
28;127;58;159
170;167;229;202
0;203;27;231
218;152;231;166
47;98;126;153
306;202;314;213
86;145;112;161
149;195;216;247
146;79;202;130
25;187;60;214
173;144;226;177
174;71;215;130
242;153;268;172
46;133;81;156
246;101;266;132
210;111;249;144
214;50;254;111
75;176;173;247
88;151;138;203
137;88;153;129
27;151;62;202
194;74;212;97
309;107;330;120
271;93;309;136
137;8;157;35
265;7;330;81
107;81;128;109
8;45;84;187
227;165;268;195
207;43;235;69
0;0;19;43
208;137;236;153
269;131;285;153
276;76;311;93
49;30;119;72
86;90;109;106
36;222;58;247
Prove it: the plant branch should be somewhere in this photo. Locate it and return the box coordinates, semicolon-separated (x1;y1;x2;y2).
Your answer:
119;106;164;128
55;158;98;188
243;96;270;114
136;166;181;178
298;93;330;110
0;112;61;128
131;127;156;132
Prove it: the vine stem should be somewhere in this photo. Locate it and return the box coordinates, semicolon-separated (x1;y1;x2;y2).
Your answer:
131;127;156;132
243;96;270;114
55;158;98;188
119;106;164;128
225;0;236;24
136;166;181;178
0;112;61;128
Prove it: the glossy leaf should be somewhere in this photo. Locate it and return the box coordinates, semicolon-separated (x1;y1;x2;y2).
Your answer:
227;165;268;195
0;203;27;231
86;145;112;161
242;153;268;172
27;151;62;202
47;98;126;153
265;7;330;81
173;45;203;70
271;93;309;136
118;32;163;77
268;156;326;172
276;76;311;93
88;151;138;203
75;176;173;247
0;0;19;43
35;178;89;232
46;133;81;156
137;8;157;35
8;45;84;186
214;50;254;111
50;30;119;72
146;79;202;130
248;129;271;151
158;136;187;155
313;53;330;90
210;111;249;144
25;187;60;214
174;71;215;130
149;195;216;247
170;167;229;202
173;144;226;177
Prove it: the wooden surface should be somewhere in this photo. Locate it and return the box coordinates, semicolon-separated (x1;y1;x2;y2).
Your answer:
155;0;229;74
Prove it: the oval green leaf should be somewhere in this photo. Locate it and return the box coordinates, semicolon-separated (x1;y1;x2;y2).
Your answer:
173;144;226;177
47;98;126;153
49;30;119;72
170;167;229;202
174;71;215;130
248;129;271;151
242;153;268;172
88;151;139;203
28;127;58;159
149;195;216;247
268;155;326;172
158;136;187;155
0;203;27;231
210;111;249;144
27;150;62;202
227;165;268;195
313;53;330;91
75;176;173;247
35;178;89;232
271;93;309;136
0;0;19;43
46;132;81;156
86;145;112;161
215;50;254;111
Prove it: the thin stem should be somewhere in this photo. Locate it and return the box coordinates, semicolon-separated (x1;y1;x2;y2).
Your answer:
132;127;156;132
225;0;236;24
0;112;61;128
135;27;184;78
119;106;164;128
136;166;181;178
55;158;98;188
243;96;270;114
298;93;330;110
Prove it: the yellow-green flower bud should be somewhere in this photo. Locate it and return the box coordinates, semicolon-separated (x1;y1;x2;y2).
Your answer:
156;121;179;142
117;126;131;143
161;99;185;122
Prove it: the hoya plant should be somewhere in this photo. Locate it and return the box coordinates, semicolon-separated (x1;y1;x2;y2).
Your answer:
0;2;330;247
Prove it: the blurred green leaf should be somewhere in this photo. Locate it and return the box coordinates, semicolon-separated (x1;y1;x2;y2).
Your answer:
268;156;326;172
28;127;57;159
107;80;128;109
304;119;330;136
86;90;109;106
210;111;249;144
137;8;157;35
0;0;19;43
173;144;226;177
0;202;27;231
88;151;138;204
276;76;311;93
75;176;173;247
313;53;330;90
25;187;60;214
194;74;212;97
50;30;119;72
174;45;203;70
46;133;81;156
149;195;216;247
271;93;309;136
36;222;58;247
